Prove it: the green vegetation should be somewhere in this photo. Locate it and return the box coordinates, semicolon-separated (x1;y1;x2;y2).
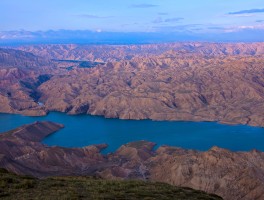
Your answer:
0;168;222;200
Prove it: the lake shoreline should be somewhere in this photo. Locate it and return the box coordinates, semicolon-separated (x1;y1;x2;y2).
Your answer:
1;110;263;128
0;121;263;200
0;112;263;153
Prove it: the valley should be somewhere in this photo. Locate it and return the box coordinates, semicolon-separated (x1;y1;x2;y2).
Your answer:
0;42;264;200
2;1;264;199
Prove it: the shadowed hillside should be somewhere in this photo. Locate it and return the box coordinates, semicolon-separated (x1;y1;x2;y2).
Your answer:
0;168;222;200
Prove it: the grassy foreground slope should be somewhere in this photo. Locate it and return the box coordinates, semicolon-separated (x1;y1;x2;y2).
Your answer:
0;169;222;200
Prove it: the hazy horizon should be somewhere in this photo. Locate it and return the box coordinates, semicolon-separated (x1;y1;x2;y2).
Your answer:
1;0;264;44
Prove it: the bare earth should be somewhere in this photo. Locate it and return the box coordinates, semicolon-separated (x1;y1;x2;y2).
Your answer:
0;121;264;200
0;43;263;126
0;43;264;199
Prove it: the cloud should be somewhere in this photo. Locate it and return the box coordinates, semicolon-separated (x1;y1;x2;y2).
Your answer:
130;4;158;8
208;26;226;30
152;17;184;24
237;25;264;29
153;24;201;32
158;12;168;15
75;14;113;19
164;18;184;22
223;24;264;33
152;17;163;23
228;14;254;17
228;8;264;15
2;28;264;44
190;28;203;31
256;20;264;23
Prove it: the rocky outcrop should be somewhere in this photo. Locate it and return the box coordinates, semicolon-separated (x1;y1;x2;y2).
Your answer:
1;122;264;200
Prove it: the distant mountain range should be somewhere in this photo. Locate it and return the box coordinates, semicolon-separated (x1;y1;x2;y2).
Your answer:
1;29;264;45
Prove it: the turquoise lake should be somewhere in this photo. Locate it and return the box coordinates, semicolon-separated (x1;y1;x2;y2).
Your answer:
0;112;264;153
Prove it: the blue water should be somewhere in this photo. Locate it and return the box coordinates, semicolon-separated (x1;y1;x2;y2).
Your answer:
0;112;263;153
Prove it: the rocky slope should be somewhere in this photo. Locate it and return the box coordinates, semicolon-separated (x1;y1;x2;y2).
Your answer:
0;48;71;116
1;43;264;126
0;168;222;200
38;54;264;127
0;122;264;200
16;42;264;62
0;48;51;68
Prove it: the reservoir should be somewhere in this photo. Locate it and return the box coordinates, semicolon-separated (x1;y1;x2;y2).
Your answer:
0;112;263;153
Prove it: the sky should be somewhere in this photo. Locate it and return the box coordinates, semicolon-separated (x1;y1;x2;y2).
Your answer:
1;0;264;43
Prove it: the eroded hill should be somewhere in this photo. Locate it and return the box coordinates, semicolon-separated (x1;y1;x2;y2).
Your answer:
16;42;264;62
0;43;263;127
0;121;263;200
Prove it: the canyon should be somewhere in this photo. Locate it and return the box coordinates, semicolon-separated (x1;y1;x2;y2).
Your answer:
0;43;263;126
0;121;263;200
0;43;264;199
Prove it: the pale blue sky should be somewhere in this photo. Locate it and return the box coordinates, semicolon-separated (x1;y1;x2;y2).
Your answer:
1;0;264;33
